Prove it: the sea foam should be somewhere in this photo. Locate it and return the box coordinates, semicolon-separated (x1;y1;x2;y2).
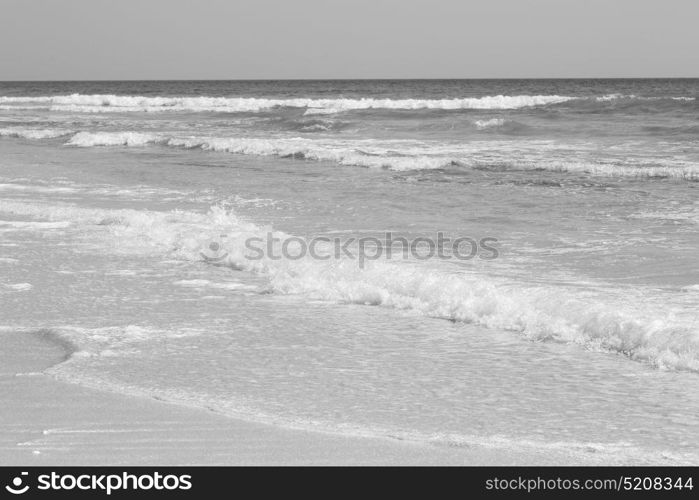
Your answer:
67;131;156;147
3;199;698;373
1;93;695;115
4;126;695;180
474;118;507;129
0;127;72;140
59;131;699;180
0;93;575;113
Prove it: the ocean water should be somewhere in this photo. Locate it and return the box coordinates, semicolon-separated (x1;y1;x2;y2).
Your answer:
1;79;698;464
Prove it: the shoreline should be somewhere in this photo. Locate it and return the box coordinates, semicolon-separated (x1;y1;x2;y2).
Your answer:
1;328;605;466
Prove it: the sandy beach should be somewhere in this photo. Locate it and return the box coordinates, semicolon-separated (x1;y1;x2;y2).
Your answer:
1;329;608;466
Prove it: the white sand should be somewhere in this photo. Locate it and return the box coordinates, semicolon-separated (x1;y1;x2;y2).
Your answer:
1;330;597;465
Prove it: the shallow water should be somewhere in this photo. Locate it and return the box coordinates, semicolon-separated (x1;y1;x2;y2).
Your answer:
1;80;698;463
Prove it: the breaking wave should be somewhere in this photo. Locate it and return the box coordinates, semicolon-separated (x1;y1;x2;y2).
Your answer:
595;94;696;102
3;200;698;373
0;127;694;180
0;127;72;140
0;93;694;115
0;94;577;113
474;118;507;129
61;130;699;180
67;131;155;147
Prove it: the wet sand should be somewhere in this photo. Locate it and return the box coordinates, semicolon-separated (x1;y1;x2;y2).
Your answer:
0;329;596;465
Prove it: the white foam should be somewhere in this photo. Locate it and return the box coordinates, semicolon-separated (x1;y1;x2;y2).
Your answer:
479;158;699;181
0;220;72;231
0;96;54;103
173;279;254;290
1;93;695;114
167;135;453;171
596;94;696;102
4;283;33;291
67;131;158;147
0;127;72;140
60;132;451;170
45;325;202;359
4;199;696;373
474;118;506;129
0;183;78;194
60;132;699;179
104;270;139;276
0;93;576;113
0;104;49;111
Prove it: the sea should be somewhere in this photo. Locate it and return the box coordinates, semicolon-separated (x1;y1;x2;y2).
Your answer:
1;79;698;464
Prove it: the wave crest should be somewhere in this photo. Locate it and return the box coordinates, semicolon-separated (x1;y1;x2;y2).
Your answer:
60;131;699;180
3;127;697;180
0;93;575;113
4;200;698;373
0;127;72;139
1;93;695;114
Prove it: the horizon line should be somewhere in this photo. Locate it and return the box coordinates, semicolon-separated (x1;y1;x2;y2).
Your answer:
1;77;698;83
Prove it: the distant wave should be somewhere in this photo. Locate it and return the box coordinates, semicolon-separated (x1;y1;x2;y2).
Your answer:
472;118;531;135
474;118;507;129
595;94;696;102
0;93;694;114
4;199;698;374
0;127;72;139
67;131;156;146
0;94;576;113
264;117;353;133
62;130;699;180
0;127;690;180
475;160;699;181
66;131;456;170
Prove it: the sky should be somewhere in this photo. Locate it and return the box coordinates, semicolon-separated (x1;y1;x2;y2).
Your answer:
0;0;697;80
